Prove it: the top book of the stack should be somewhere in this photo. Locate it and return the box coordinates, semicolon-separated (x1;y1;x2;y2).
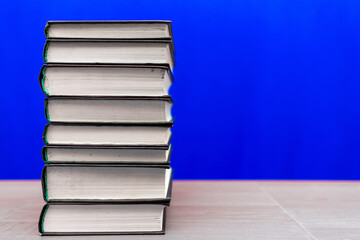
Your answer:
45;21;173;40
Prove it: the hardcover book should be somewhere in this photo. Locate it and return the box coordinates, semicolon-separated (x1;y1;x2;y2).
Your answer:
43;40;175;70
42;145;172;164
39;65;173;97
39;203;167;235
43;123;172;147
45;20;173;40
45;97;173;123
42;165;172;203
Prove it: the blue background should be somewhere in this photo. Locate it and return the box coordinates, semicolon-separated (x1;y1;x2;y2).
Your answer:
1;0;360;179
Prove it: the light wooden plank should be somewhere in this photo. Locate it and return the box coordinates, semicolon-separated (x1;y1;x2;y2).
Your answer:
260;181;360;240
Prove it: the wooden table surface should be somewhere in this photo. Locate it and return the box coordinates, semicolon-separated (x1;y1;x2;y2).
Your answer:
1;180;360;240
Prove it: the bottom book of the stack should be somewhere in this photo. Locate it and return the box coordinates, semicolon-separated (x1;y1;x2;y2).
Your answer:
39;203;168;235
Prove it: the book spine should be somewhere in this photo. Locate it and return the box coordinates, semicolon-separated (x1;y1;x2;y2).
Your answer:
43;124;50;144
41;166;48;202
44;22;50;38
38;204;49;235
43;41;50;63
39;65;49;96
44;98;50;122
42;146;48;164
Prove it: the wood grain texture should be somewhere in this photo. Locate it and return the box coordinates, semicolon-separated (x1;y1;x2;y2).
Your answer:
0;181;359;239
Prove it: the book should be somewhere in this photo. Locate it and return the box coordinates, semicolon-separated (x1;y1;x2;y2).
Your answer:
42;165;172;203
45;20;173;40
39;204;167;235
43;123;172;146
42;145;172;164
45;97;172;123
39;65;173;97
43;40;175;70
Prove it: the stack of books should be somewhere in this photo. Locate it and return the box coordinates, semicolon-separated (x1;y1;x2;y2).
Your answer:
38;21;175;236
